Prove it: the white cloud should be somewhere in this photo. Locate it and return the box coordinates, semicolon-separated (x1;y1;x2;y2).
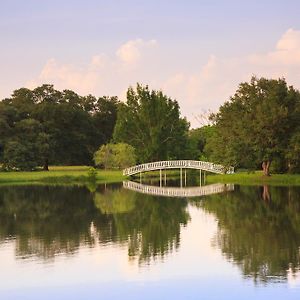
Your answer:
26;58;100;95
116;38;157;66
250;28;300;65
26;39;159;98
26;29;300;127
161;28;300;126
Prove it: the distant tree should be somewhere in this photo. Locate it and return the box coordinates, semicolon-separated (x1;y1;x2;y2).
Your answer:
93;144;114;169
91;96;119;147
113;84;189;162
113;143;137;169
186;125;216;160
208;77;300;175
94;143;136;169
0;84;119;170
285;131;300;173
3;119;49;171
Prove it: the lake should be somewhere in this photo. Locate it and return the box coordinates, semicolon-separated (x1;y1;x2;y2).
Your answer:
0;181;299;299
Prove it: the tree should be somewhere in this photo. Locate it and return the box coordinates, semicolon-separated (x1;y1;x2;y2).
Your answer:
286;131;300;173
3;119;49;171
0;84;120;169
94;143;136;169
91;96;119;146
186;125;216;160
208;77;300;175
113;84;189;163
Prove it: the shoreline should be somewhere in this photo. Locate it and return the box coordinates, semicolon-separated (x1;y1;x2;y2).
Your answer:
0;167;300;186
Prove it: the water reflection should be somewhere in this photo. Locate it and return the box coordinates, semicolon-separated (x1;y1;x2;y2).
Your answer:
0;184;189;264
197;185;300;283
123;180;234;198
95;188;190;262
0;183;300;284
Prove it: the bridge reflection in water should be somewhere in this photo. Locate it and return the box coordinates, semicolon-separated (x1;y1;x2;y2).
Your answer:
123;181;234;198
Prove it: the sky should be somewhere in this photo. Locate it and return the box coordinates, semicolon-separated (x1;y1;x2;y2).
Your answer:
1;0;300;127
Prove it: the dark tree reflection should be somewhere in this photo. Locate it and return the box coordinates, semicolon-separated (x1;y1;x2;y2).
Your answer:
197;185;300;283
0;184;190;264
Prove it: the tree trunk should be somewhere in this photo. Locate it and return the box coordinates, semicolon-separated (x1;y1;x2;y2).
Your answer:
262;160;271;176
262;185;271;202
43;158;49;171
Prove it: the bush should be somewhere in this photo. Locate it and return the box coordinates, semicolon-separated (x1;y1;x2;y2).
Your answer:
94;143;136;169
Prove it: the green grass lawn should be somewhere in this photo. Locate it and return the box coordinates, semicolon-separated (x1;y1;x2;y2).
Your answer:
207;171;300;186
1;167;300;186
0;166;124;185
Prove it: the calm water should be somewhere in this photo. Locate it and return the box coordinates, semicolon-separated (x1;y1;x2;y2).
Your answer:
0;181;300;299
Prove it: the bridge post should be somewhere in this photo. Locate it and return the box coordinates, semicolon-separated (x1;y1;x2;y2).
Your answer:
180;168;183;188
160;169;162;187
164;170;167;186
199;169;202;186
140;172;142;183
184;169;187;186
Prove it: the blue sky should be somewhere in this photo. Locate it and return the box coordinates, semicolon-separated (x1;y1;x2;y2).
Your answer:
1;0;300;125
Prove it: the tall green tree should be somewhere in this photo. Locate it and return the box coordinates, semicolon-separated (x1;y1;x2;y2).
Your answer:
113;84;189;162
208;77;300;175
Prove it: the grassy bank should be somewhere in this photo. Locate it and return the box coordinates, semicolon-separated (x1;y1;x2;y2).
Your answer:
1;167;300;186
207;171;300;186
0;166;124;185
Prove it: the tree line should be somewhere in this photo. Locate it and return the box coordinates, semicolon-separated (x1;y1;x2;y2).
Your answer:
0;85;118;170
1;77;300;173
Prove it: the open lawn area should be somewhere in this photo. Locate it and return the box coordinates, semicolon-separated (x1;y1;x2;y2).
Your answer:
0;166;124;185
207;171;300;186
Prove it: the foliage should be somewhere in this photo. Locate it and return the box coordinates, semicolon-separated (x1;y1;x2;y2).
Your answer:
0;85;119;170
2;119;50;171
113;84;190;162
94;143;136;169
207;77;300;174
186;125;216;160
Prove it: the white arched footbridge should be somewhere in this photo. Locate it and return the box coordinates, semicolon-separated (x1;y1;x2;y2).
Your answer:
123;160;234;176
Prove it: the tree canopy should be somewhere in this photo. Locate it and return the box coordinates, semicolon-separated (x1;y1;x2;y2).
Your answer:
207;77;300;174
0;85;119;170
113;84;190;163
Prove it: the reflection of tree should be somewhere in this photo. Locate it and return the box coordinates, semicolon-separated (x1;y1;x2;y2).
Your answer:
0;185;103;260
94;189;136;214
93;188;190;263
198;185;300;283
0;184;190;264
116;195;189;263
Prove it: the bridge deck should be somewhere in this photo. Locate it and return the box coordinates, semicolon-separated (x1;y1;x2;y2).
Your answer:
123;160;234;176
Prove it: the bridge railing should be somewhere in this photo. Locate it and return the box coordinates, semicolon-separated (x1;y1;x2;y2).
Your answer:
123;181;234;198
123;160;234;176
